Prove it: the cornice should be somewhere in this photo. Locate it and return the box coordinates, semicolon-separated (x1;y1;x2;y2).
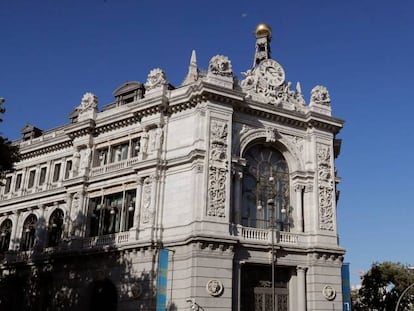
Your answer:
94;115;138;135
64;119;96;139
20;140;73;160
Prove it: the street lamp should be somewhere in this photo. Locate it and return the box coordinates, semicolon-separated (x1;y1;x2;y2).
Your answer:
394;267;414;311
256;180;277;311
267;197;276;311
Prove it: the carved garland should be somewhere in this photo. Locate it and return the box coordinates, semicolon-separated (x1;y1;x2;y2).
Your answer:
317;144;334;231
207;120;228;217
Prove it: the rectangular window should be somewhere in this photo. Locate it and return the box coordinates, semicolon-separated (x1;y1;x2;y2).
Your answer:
89;189;137;237
110;143;129;163
53;163;61;182
65;160;72;179
4;176;12;193
15;173;22;191
28;170;36;188
39;167;47;185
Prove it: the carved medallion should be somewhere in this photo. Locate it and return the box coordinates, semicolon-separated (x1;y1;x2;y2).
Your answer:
206;279;224;297
322;285;336;301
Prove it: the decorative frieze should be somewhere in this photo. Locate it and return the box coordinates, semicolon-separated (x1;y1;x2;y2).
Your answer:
141;177;153;224
317;144;334;231
207;120;228;217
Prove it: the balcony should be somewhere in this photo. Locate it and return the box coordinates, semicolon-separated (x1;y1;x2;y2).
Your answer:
90;157;139;177
237;225;302;246
83;231;131;249
1;231;134;264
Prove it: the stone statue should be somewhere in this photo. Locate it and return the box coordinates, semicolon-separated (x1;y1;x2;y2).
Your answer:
154;127;163;150
208;55;233;77
141;131;149;154
145;68;167;91
79;92;98;112
80;148;91;170
311;85;331;106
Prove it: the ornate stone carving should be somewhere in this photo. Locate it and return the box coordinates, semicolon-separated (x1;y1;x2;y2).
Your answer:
207;120;228;217
265;126;277;143
208;55;233;77
317;144;334;231
80;147;91;171
311;85;331;106
79;92;98;112
206;279;224;297
130;283;143;299
280;133;304;152
72;150;81;176
241;60;306;111
141;130;149;155
141;177;153;224
145;68;167;91
322;285;336;301
208;166;226;217
152;126;163;151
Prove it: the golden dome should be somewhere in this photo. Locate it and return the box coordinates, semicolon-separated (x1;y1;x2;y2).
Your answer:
255;23;272;38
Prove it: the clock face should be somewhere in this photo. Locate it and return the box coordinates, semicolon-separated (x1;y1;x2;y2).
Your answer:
258;59;285;87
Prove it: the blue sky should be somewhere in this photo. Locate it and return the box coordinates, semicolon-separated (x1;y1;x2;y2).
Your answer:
1;0;414;285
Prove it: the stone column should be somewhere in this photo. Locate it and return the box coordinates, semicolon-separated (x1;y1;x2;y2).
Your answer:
131;177;143;230
35;204;46;250
233;171;243;224
295;185;304;232
64;192;73;238
297;266;307;311
10;211;20;250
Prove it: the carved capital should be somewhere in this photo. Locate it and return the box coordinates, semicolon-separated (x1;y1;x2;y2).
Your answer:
294;184;305;192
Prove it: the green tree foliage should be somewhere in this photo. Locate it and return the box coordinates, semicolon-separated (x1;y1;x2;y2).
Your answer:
353;262;414;310
0;98;19;177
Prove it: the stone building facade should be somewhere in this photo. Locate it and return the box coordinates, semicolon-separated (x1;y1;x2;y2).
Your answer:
0;24;345;310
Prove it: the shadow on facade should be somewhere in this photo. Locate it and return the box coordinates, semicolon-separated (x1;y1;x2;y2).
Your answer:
0;212;157;311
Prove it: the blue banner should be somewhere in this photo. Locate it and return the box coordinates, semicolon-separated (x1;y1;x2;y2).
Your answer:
342;262;352;311
156;249;169;311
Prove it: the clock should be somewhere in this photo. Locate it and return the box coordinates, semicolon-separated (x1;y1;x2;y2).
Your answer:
258;59;285;87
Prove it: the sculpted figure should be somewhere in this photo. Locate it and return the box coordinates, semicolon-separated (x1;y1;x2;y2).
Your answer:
79;92;98;112
72;150;80;174
208;55;233;77
154;127;163;150
80;148;91;170
141;131;149;154
145;68;167;91
311;85;331;105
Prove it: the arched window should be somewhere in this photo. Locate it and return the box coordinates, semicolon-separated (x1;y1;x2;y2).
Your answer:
21;214;37;251
242;144;290;231
48;209;64;247
0;219;12;252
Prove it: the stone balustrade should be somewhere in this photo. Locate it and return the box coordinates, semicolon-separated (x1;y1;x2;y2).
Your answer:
238;225;300;246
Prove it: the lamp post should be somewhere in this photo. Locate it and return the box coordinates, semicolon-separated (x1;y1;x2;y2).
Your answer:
267;198;276;311
394;282;414;311
395;267;414;311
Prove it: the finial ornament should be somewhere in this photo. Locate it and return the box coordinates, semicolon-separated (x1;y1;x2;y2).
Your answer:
255;23;272;39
